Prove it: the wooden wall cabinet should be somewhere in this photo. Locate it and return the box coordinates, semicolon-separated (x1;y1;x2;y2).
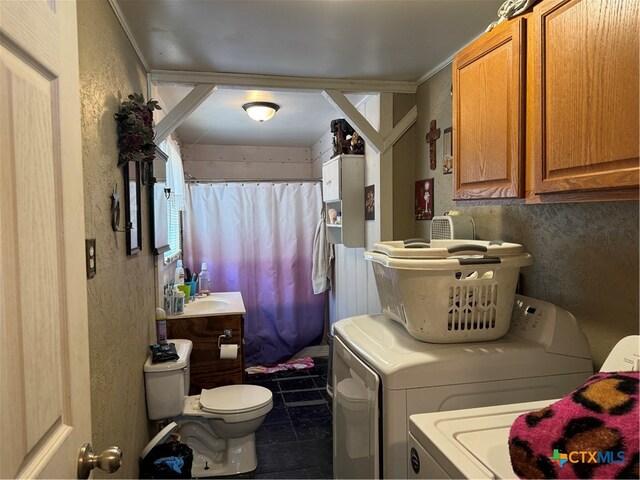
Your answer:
453;0;639;202
167;314;244;395
530;0;639;196
322;154;365;247
453;17;526;199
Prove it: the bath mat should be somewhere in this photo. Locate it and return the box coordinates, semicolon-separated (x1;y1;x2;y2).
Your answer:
245;357;314;375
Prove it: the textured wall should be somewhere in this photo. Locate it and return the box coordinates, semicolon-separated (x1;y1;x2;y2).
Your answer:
465;202;639;369
77;1;155;477
392;93;417;240
415;66;640;369
415;66;454;237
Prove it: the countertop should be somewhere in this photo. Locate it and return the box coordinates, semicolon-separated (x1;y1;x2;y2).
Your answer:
167;291;246;319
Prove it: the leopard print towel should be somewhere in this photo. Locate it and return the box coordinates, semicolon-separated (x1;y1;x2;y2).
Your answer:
508;371;639;479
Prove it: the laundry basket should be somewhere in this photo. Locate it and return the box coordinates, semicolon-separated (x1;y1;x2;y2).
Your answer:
365;239;532;343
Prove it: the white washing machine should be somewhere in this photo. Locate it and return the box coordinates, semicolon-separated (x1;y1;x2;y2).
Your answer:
408;335;639;479
332;295;594;479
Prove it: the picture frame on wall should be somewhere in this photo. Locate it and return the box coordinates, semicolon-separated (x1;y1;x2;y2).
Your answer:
443;127;453;175
415;178;434;220
365;184;375;221
124;161;142;255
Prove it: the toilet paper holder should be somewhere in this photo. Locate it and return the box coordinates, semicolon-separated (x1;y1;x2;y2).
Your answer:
218;329;233;349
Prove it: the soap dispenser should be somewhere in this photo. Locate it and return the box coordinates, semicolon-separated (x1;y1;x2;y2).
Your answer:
174;259;185;285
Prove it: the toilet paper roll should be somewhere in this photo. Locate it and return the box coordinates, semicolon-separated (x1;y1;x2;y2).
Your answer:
219;344;238;360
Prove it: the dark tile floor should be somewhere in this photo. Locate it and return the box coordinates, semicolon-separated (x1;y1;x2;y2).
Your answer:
244;356;333;479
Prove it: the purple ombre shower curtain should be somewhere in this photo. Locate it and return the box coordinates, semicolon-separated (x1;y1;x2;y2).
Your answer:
183;182;325;366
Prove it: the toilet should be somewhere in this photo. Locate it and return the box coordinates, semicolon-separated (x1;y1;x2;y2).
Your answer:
144;339;273;477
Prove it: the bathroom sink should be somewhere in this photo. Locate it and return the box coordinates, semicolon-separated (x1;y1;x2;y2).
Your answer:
169;291;245;318
186;297;231;314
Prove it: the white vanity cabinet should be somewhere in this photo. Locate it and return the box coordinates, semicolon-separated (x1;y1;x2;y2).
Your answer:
322;154;364;248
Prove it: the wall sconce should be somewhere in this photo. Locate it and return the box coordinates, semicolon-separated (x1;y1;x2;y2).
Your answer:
242;102;280;122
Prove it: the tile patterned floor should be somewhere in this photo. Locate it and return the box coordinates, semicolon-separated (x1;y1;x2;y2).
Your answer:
244;356;333;479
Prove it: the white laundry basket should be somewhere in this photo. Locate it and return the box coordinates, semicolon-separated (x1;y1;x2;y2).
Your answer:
365;239;533;343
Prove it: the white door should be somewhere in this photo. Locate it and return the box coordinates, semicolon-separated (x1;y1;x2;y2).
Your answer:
1;1;94;478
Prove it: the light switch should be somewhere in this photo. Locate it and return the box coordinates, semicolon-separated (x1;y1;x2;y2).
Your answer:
86;239;96;278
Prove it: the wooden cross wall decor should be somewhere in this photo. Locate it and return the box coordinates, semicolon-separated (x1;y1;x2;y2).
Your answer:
425;119;441;170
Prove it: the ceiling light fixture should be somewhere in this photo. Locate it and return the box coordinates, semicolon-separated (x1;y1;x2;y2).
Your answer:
242;102;280;122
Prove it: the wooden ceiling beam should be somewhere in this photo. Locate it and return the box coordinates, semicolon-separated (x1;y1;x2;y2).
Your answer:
155;84;217;144
150;70;417;94
322;89;384;154
322;91;417;154
383;105;418;152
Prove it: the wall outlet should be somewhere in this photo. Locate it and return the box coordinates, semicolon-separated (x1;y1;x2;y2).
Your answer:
86;239;96;278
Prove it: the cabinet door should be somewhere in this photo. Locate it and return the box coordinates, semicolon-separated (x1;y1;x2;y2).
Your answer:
322;157;341;201
453;18;526;199
531;0;639;194
167;315;243;395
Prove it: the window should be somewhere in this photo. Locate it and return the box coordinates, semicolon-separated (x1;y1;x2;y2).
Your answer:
162;138;185;264
164;198;182;264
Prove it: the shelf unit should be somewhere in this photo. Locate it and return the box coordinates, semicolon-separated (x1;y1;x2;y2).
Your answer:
322;154;365;248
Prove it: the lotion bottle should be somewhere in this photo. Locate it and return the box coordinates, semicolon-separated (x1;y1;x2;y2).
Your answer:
155;308;167;345
174;259;185;285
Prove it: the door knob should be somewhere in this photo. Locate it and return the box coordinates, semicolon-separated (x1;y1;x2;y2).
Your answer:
77;443;122;479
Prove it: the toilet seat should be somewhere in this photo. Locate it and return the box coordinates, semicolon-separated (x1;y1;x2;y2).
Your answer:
200;385;272;414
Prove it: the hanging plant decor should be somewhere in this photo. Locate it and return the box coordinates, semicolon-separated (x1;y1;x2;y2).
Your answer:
114;93;162;168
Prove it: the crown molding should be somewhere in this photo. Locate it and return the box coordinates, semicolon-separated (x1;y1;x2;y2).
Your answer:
416;53;455;86
108;0;150;72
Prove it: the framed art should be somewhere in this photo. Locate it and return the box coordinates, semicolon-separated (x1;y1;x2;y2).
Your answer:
124;161;142;255
443;127;453;174
415;178;434;220
365;184;375;221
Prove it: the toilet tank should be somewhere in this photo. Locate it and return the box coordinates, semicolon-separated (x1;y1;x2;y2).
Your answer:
144;339;192;420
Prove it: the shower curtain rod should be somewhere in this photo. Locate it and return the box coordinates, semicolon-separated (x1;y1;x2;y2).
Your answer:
184;178;321;184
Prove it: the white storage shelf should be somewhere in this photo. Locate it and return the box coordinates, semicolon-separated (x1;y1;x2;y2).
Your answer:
322;154;364;248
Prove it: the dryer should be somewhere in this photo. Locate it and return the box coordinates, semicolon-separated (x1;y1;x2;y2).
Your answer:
332;295;594;479
407;335;639;479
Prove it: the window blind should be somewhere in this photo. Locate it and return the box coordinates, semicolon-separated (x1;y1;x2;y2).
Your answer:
162;137;185;264
164;202;181;264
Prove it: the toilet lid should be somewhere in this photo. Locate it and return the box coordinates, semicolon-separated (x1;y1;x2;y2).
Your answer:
199;384;272;414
